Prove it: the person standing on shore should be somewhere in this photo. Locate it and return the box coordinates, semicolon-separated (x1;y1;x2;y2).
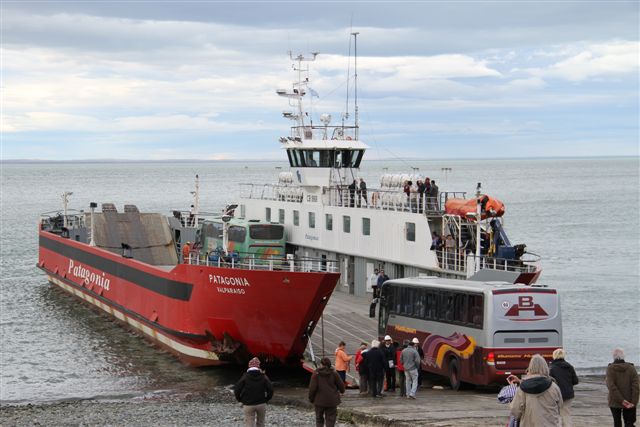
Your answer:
308;357;345;427
397;340;408;397
366;339;386;398
549;348;579;427
334;341;352;383
510;354;563;426
381;336;396;392
606;348;639;427
234;357;274;427
400;338;421;399
355;342;369;395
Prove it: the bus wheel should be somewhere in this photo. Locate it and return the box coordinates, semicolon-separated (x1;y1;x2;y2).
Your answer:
448;358;462;391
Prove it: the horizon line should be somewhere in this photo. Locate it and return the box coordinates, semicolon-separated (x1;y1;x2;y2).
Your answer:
1;154;638;164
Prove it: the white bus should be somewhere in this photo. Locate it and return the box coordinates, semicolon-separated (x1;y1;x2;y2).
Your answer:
378;276;562;389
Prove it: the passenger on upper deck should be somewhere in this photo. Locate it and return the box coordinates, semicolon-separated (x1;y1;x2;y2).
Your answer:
429;180;439;211
348;180;357;208
358;178;368;207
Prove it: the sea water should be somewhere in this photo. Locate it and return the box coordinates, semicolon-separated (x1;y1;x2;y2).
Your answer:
1;157;638;403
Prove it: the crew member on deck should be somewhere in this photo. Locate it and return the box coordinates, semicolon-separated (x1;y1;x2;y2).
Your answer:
182;241;191;263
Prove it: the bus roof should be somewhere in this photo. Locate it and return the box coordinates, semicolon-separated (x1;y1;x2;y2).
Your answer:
384;276;553;294
204;217;283;227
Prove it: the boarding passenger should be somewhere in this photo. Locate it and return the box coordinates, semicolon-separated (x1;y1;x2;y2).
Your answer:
401;338;421;399
381;336;396;392
510;354;563;427
397;340;408;397
308;357;345;427
403;180;412;210
334;341;352;383
549;348;579;427
234;357;274;427
606;347;639;427
369;269;379;295
355;342;369;395
366;339;386;398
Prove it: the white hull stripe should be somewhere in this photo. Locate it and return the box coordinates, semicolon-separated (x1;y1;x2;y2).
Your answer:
48;275;219;362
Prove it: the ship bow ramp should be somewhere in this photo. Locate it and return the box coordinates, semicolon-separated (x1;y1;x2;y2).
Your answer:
87;211;178;265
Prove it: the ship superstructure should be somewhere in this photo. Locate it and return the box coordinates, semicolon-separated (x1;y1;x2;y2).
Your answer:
237;45;540;298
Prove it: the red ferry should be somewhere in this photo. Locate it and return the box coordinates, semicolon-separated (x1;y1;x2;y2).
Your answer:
37;196;340;367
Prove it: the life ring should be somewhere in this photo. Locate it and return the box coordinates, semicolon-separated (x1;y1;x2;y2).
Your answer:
346;136;352;140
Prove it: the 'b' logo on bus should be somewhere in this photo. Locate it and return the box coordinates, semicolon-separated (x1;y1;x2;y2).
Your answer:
504;296;548;317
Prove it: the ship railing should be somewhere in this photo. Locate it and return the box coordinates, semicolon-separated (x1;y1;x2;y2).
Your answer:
325;187;467;215
39;210;86;232
435;249;540;275
186;252;339;273
240;184;304;203
288;125;357;141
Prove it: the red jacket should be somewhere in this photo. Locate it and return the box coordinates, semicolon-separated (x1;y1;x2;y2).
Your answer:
396;348;405;372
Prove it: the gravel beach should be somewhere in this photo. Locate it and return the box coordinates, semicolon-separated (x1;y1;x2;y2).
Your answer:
0;386;351;427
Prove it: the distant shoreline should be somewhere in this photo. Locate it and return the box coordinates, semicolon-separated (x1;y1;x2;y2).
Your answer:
1;155;638;165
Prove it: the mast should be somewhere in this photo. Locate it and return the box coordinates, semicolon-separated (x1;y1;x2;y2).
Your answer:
351;32;359;140
61;191;72;228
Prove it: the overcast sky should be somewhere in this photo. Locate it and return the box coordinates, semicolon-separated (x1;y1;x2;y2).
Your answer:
2;1;638;161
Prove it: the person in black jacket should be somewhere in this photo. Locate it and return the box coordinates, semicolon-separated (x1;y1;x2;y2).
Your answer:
366;339;387;398
549;348;579;427
381;335;396;392
234;357;274;427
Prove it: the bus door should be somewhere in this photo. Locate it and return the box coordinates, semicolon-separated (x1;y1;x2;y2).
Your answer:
489;288;562;373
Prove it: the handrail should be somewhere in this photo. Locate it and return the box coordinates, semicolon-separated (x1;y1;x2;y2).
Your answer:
186;252;339;273
239;183;468;215
433;249;539;275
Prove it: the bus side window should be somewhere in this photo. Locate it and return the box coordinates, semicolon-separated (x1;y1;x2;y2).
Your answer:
453;293;468;324
415;288;426;318
470;294;484;328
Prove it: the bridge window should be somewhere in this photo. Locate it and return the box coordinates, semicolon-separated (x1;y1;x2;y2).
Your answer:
309;212;316;228
293;210;300;226
362;217;371;236
326;214;333;231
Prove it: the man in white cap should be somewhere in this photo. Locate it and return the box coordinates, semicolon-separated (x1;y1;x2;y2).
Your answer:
382;335;397;392
234;357;274;427
400;338;422;399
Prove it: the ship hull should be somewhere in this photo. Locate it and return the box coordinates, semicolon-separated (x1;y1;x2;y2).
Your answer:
38;231;340;366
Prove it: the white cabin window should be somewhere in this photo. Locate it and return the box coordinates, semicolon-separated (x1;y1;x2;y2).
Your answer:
343;215;351;233
278;209;285;224
362;217;371;236
406;222;416;242
265;208;271;222
326;214;333;231
293;210;300;226
309;212;316;228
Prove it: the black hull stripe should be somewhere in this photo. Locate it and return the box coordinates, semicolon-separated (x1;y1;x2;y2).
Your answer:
39;265;207;342
40;234;193;301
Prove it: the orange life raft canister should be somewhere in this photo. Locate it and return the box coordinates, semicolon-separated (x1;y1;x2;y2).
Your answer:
444;195;505;220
